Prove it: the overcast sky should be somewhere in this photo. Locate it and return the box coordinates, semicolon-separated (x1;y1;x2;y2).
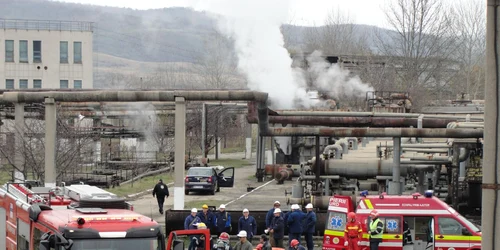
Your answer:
54;0;390;28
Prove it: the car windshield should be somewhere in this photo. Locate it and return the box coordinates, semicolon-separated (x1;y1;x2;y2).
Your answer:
187;168;212;176
67;238;159;250
457;214;481;232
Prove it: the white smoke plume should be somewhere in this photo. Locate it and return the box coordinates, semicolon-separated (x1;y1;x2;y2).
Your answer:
306;50;374;99
192;0;373;109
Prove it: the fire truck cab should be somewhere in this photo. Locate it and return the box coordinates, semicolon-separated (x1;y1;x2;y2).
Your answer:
0;182;165;250
323;191;482;250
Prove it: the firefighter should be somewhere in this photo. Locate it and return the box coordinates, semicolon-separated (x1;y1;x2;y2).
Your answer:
213;232;232;250
343;212;362;250
303;203;317;250
191;223;208;250
215;204;232;234
238;209;257;242
368;210;384;250
198;204;216;232
290;239;306;250
152;178;169;214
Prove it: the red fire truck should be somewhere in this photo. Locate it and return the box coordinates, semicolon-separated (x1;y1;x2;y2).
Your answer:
322;191;482;250
0;182;165;250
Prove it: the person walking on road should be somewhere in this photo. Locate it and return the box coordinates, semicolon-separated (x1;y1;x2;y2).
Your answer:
152;179;169;214
233;231;253;250
303;203;317;250
198;204;216;232
368;210;384;250
287;204;305;248
344;212;363;250
238;209;257;242
267;208;285;248
215;204;232;234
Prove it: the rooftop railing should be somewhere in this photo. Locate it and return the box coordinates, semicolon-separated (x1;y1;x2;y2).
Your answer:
0;19;94;32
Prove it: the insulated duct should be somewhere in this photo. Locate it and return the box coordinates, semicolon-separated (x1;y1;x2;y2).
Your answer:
264;127;483;138
323;144;343;159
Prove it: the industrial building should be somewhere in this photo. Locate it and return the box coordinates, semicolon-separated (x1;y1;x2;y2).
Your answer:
0;19;94;89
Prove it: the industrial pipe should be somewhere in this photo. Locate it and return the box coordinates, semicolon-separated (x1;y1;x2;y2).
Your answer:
322;144;343;159
264;127;484;138
275;168;293;183
2;90;269;103
447;122;484;129
336;139;349;154
248;115;465;128
273;110;484;121
402;148;449;153
310;158;435;177
401;148;470;162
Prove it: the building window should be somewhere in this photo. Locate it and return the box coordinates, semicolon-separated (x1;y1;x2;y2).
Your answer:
19;79;28;89
33;41;42;63
74;80;82;89
6;79;14;89
60;80;69;89
19;40;28;63
33;80;42;89
60;41;68;63
74;41;82;63
5;40;14;62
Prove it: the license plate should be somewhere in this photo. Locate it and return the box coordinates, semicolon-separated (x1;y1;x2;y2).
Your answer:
193;186;203;189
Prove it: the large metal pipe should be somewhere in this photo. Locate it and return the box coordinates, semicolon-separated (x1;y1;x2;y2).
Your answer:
323;144;343;159
310;158;434;178
273;110;484;121
384;143;452;148
483;2;500;245
248;115;464;128
390;137;401;195
275;168;293;183
1;90;269;103
336;139;349;154
402;148;449;153
447;122;484;129
401;148;470;162
264;127;483;138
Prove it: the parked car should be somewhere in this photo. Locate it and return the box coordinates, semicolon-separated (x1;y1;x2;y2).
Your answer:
185;166;235;195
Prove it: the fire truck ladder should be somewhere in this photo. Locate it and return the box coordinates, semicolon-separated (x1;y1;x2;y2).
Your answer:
2;183;43;204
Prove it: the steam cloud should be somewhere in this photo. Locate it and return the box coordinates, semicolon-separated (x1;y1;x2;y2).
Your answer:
193;0;373;109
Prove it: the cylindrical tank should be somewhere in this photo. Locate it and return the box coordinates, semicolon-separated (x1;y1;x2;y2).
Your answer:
291;182;304;198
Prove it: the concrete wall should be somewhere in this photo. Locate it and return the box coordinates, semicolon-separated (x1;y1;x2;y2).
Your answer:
0;27;93;89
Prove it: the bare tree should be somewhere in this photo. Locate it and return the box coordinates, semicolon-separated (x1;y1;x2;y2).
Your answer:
452;0;486;99
195;30;241;89
304;9;369;55
377;0;459;106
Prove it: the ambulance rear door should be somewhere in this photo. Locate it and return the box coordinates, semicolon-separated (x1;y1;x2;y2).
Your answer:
322;196;353;250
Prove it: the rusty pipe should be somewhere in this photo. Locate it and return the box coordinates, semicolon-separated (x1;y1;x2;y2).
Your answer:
248;115;463;128
272;110;484;121
2;90;269;103
264;127;484;138
275;168;293;182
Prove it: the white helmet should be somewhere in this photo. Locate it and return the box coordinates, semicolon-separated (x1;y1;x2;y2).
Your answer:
191;208;198;213
305;203;313;209
274;208;282;213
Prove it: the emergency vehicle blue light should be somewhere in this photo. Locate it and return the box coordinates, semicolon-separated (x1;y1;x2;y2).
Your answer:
424;190;434;198
360;190;369;197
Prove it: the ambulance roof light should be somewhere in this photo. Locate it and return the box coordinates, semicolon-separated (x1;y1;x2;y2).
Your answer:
424;190;434;198
360;190;369;197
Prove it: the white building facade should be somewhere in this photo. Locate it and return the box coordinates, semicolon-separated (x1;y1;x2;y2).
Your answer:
0;19;94;89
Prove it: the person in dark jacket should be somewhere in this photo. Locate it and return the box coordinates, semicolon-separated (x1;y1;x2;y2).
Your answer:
287;204;305;249
268;208;285;248
152;179;169;214
259;234;272;250
303;203;317;250
266;201;282;228
185;208;202;230
215;204;232;234
198;204;216;232
238;208;257;242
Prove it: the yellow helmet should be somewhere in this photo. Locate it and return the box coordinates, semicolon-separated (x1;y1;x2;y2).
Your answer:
196;223;207;229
